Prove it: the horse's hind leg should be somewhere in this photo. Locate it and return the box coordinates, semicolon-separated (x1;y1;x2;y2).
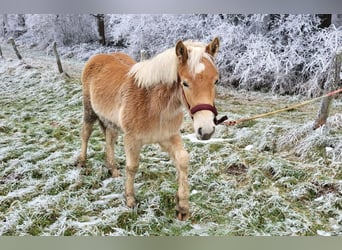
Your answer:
123;135;142;208
160;134;190;220
98;120;120;177
76;121;95;167
105;128;120;177
75;99;97;168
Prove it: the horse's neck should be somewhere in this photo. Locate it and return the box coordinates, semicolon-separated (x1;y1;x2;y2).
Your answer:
150;82;183;116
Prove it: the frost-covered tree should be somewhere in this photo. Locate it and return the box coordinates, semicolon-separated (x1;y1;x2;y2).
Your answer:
211;14;342;95
105;14;341;95
107;14;218;59
1;14;8;37
92;14;106;46
1;14;341;96
0;14;23;38
16;14;98;47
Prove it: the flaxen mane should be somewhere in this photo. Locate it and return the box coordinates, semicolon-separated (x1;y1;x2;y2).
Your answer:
128;40;216;88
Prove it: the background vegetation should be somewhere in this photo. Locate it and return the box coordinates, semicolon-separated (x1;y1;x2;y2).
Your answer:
1;14;341;95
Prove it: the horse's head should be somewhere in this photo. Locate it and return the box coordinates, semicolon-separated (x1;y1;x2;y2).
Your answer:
176;37;220;140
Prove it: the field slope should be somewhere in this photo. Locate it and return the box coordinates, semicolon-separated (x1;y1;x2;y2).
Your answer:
0;44;341;236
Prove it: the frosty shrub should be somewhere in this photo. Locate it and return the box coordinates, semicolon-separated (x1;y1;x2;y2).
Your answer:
107;14;219;59
107;14;342;95
16;14;98;47
0;14;27;38
2;14;341;95
213;14;342;95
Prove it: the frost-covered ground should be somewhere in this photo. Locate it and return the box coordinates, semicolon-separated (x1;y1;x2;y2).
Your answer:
0;42;341;236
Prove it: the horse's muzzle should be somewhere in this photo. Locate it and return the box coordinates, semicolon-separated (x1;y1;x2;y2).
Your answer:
191;103;228;140
191;104;228;126
197;126;215;140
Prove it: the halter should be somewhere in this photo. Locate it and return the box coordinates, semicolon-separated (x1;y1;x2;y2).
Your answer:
181;87;228;125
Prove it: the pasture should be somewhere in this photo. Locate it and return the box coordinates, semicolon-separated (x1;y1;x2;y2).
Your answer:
0;44;341;235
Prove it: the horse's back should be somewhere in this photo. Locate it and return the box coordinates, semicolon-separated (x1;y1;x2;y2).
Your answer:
81;52;136;127
110;52;136;66
82;52;136;86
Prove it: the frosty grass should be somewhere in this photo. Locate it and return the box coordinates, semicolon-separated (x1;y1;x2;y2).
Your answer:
0;43;341;236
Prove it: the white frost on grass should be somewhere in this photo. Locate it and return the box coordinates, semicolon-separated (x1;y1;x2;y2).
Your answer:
1;40;342;236
317;230;332;236
244;144;254;151
183;133;232;144
64;169;81;183
26;194;61;210
97;193;124;203
0;209;22;235
3;186;35;199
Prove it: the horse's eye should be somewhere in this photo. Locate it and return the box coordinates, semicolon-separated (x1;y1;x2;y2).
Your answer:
183;81;189;88
214;79;219;85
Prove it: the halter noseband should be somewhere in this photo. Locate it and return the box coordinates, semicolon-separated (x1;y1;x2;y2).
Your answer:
181;87;228;125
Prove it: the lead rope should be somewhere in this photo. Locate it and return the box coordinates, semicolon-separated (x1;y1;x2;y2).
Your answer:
224;87;342;126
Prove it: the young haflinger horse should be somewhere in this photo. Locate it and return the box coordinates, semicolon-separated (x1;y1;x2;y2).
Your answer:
76;37;226;220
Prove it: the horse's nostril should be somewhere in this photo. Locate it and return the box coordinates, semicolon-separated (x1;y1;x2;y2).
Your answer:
197;127;215;140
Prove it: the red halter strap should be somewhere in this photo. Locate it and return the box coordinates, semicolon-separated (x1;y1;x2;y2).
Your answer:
181;87;228;125
191;104;218;117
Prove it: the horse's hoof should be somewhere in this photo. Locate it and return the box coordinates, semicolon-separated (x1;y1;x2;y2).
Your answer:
175;193;189;220
126;196;136;208
109;168;121;178
74;157;86;168
176;207;189;221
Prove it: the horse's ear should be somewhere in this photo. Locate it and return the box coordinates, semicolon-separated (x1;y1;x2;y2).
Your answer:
175;40;188;64
206;37;220;57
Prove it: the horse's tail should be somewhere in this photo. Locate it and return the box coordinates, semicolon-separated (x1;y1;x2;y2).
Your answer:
81;55;101;123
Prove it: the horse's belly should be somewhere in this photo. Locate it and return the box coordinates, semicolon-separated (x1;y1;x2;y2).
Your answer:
140;130;174;144
90;99;121;128
139;116;183;144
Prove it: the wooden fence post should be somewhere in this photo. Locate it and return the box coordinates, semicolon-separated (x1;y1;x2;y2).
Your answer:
53;41;70;78
313;48;342;129
8;37;22;60
53;41;63;74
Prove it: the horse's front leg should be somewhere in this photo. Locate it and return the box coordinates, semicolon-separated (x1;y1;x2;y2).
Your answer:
160;134;190;220
124;135;142;208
